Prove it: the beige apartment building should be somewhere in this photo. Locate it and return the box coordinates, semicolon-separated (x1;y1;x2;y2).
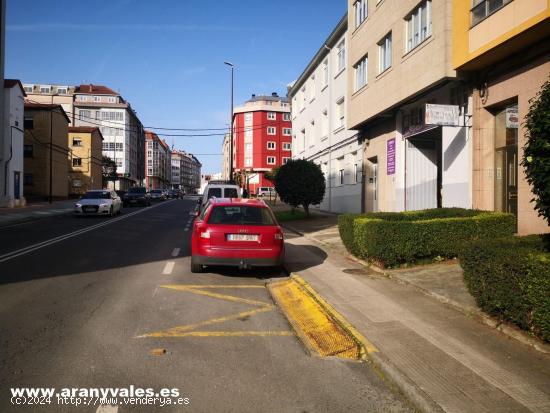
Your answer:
347;0;471;213
23;103;70;200
68;126;103;195
23;84;75;124
453;0;549;235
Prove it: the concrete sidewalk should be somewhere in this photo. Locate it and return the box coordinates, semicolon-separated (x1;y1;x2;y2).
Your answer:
282;219;550;412
0;199;75;227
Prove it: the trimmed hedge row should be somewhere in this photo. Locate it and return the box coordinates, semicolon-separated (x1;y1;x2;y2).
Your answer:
338;208;516;267
459;235;550;342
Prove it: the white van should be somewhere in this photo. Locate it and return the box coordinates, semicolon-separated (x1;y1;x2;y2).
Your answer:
201;183;241;208
257;187;276;197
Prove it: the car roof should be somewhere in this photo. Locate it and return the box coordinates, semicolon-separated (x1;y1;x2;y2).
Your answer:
209;198;267;207
205;183;239;188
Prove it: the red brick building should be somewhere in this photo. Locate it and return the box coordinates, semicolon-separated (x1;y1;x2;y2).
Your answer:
233;93;292;195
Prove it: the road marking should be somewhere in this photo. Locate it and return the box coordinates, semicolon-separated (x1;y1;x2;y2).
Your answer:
96;406;118;413
171;248;180;257
162;261;175;275
0;201;173;264
137;284;293;339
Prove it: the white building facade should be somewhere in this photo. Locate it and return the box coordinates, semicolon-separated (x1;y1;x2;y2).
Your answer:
288;15;363;213
0;80;25;207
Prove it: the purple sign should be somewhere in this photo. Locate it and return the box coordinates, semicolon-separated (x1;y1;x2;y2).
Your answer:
387;138;396;175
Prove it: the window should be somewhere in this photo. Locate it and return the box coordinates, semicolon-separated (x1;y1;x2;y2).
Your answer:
321;109;328;138
471;0;512;26
378;32;392;73
267;112;276;120
245;127;253;138
245;157;252;167
244;112;253;124
93;96;101;102
267;156;276;165
406;1;432;53
354;0;368;28
267;141;276;150
309;75;316;100
283;142;291;151
283;113;291;121
245;143;252;153
335;98;345;129
57;87;68;95
72;138;82;147
267;126;276;135
322;59;329;87
24;144;33;158
283;127;292;136
301;86;306;110
339;168;345;185
72;158;82;167
282;157;290;164
39;85;51;94
354;55;368;91
148;168;153;175
24;174;33;186
24;117;34;130
108;96;116;103
23;85;33;93
79;110;91;120
101;111;123;121
79;95;88;101
116;142;124;151
336;40;346;72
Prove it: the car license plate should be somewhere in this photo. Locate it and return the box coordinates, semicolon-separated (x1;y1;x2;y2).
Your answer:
227;234;258;241
83;206;95;211
130;199;137;203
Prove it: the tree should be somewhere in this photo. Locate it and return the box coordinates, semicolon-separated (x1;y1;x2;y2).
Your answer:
275;159;325;217
102;156;117;188
522;78;550;228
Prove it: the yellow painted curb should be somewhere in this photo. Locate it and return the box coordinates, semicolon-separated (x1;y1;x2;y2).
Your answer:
268;274;377;359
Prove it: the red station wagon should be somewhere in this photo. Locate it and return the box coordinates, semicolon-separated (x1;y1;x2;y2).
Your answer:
191;198;284;273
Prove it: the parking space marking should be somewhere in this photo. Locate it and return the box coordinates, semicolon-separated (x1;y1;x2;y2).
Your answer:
162;262;175;275
171;248;180;257
137;284;294;339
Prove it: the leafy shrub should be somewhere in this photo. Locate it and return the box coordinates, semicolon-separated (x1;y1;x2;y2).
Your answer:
460;235;550;342
338;209;515;267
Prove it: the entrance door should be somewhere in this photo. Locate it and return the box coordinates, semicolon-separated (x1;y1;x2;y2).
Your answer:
406;135;440;210
13;171;20;199
494;104;518;216
365;157;378;212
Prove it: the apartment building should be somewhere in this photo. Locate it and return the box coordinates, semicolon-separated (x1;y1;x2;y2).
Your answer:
73;84;145;190
171;150;183;189
145;131;171;190
452;0;549;235
23;103;70;200
221;132;231;181
1;80;26;207
347;0;471;213
233;93;292;195
67;126;103;195
23;84;76;124
181;152;201;194
288;15;362;213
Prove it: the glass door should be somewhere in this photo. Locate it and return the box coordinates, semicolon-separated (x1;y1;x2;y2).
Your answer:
494;104;518;216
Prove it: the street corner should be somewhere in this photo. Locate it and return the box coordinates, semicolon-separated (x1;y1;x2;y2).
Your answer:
268;273;377;360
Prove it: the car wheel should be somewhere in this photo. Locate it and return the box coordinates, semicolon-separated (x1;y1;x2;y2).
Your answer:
109;206;114;217
190;258;203;273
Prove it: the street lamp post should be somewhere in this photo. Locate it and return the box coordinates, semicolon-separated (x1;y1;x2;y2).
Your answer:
224;61;234;183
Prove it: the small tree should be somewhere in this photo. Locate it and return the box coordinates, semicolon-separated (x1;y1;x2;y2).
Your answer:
522;78;550;228
102;156;117;188
275;159;325;217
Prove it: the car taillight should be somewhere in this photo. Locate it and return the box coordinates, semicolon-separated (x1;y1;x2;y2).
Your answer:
200;230;210;239
274;232;283;240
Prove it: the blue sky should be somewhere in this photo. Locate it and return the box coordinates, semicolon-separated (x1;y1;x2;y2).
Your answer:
5;0;347;173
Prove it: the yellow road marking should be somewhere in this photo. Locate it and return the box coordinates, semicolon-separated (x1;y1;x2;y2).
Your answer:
148;331;294;337
161;285;270;306
137;284;293;339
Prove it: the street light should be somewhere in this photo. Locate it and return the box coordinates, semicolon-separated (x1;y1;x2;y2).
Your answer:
224;61;234;183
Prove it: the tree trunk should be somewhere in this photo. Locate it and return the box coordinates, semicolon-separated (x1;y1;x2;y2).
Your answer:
303;204;309;217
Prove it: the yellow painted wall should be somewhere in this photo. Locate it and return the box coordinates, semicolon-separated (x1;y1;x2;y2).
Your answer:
68;130;103;194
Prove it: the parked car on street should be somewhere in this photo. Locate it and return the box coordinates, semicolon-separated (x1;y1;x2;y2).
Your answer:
124;187;151;207
74;190;122;217
115;190;126;202
191;198;284;273
150;189;167;201
257;187;276;197
167;189;182;199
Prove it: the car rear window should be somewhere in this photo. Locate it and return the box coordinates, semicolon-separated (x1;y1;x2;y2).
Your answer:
207;206;275;226
207;188;222;198
224;188;238;198
128;187;146;194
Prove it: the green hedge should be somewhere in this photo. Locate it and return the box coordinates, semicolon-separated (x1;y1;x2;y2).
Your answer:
338;208;515;267
459;235;550;342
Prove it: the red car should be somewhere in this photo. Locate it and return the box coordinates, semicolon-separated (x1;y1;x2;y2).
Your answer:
191;198;284;273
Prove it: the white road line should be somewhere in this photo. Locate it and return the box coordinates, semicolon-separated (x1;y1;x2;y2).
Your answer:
96;405;118;413
171;248;180;257
162;261;175;275
0;201;172;264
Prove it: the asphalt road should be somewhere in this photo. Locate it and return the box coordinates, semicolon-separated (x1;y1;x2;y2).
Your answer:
0;199;412;413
